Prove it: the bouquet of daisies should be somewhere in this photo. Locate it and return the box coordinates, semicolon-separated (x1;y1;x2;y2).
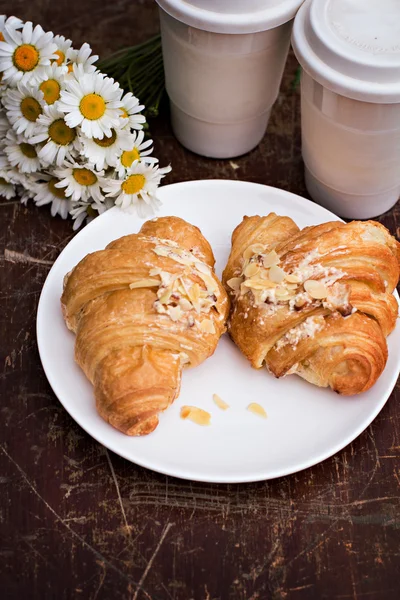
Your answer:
0;15;171;229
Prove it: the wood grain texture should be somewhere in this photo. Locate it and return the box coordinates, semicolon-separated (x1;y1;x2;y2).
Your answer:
1;1;399;599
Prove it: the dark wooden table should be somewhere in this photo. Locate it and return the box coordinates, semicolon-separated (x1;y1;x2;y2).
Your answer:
1;2;400;599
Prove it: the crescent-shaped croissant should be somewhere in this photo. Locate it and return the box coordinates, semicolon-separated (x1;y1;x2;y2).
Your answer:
62;216;229;435
223;213;400;395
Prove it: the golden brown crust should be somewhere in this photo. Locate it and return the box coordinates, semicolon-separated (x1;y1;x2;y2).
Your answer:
223;213;400;396
61;216;229;435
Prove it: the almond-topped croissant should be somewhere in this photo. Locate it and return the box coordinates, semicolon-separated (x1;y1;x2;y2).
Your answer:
223;213;400;395
62;216;229;435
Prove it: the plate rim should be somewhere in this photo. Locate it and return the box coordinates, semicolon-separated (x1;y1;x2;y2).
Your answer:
36;179;400;483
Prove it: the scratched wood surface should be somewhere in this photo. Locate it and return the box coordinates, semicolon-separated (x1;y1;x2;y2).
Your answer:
1;1;400;599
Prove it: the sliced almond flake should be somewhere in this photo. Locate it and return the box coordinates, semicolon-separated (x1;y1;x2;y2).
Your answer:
243;279;275;290
244;262;260;278
180;352;190;365
160;271;176;286
213;394;230;410
275;286;292;300
262;250;280;268
167;305;183;321
304;279;329;300
260;270;271;280
294;296;308;309
285;273;301;284
240;282;249;296
269;265;286;283
227;277;243;291
195;261;211;275
192;301;202;314
285;282;299;290
189;282;200;304
150;236;178;248
253;276;276;288
154;301;167;314
247;403;267;418
154;245;193;267
158;286;173;304
179;276;191;297
153;246;170;258
251;289;266;305
179;298;193;311
197;271;218;293
180;406;211;426
177;283;187;296
243;244;267;260
129;278;160;289
198;318;216;334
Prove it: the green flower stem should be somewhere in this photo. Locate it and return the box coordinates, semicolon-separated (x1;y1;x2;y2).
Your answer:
98;34;166;118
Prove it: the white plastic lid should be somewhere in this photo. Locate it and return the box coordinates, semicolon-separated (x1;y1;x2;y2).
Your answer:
156;0;305;34
292;0;400;103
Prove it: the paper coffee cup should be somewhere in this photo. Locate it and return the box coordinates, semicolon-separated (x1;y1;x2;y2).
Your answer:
156;0;305;159
292;0;400;219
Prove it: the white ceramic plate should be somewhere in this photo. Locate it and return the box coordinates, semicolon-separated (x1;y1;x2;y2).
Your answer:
37;180;400;483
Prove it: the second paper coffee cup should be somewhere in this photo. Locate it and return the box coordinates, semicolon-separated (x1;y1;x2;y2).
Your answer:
292;0;400;219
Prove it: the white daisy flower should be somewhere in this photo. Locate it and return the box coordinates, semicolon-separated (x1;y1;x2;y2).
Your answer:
4;129;41;173
115;130;157;177
19;188;31;205
38;63;67;105
17;173;38;205
65;42;98;76
119;92;146;130
0;21;57;85
52;35;72;67
80;126;133;170
0;169;16;199
57;71;123;139
53;160;106;202
0;148;8;168
0;18;24;88
70;197;112;230
0;109;9;140
33;174;73;218
0;16;23;40
29;104;80;166
2;83;43;137
103;161;171;217
6;165;33;186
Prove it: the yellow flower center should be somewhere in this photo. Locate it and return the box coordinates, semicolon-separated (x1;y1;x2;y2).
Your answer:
19;143;37;158
94;129;117;148
20;97;42;122
13;44;40;72
79;94;106;120
48;178;67;199
53;50;65;66
39;79;61;104
120;147;140;168
122;174;145;195
0;32;5;42
67;62;74;73
0;176;8;185
73;168;97;186
48;119;76;145
120;107;129;119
